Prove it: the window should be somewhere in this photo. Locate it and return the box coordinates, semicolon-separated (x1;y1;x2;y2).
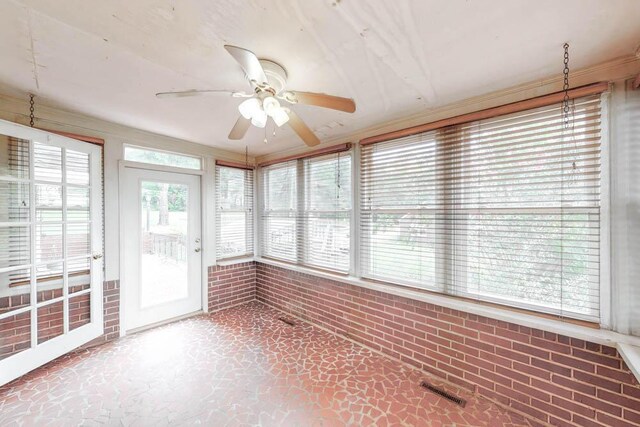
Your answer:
361;94;603;321
215;164;253;260
124;145;201;170
260;152;352;273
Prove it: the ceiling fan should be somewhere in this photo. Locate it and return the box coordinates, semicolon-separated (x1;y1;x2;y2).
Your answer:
156;45;356;147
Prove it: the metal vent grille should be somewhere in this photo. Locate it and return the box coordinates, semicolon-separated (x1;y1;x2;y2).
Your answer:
420;381;466;407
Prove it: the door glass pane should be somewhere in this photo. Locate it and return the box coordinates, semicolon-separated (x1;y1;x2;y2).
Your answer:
0;226;30;268
0;310;31;361
36;223;63;262
68;257;91;294
66;150;90;185
0;181;29;222
36;261;63;303
0;135;29;179
140;181;189;308
0;268;30;299
67;187;90;221
37;301;63;344
35;184;62;222
0;135;31;361
67;222;90;257
69;293;90;331
34;143;62;182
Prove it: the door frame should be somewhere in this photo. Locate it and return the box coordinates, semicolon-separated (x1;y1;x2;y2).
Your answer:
0;120;104;386
118;160;208;336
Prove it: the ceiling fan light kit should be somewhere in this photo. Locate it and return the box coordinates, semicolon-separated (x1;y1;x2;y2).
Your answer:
239;98;261;119
156;45;357;147
270;106;290;127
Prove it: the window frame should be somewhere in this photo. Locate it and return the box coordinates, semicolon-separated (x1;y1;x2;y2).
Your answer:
123;144;203;171
358;94;609;323
258;150;353;274
214;163;254;261
254;85;610;328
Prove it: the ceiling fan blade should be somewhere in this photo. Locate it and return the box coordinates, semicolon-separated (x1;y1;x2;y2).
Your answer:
156;90;250;98
228;116;252;140
283;91;356;113
224;45;268;86
287;110;320;147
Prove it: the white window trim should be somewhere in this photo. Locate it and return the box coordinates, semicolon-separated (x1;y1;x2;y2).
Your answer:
248;92;640;378
214;165;254;261
123;144;203;171
258;153;352;272
254;255;640;348
598;91;612;330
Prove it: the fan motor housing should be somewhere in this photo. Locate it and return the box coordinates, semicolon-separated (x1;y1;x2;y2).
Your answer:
259;59;288;94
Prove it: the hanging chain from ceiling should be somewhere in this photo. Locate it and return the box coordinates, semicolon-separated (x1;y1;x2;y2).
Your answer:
562;43;570;129
29;94;35;127
561;43;577;172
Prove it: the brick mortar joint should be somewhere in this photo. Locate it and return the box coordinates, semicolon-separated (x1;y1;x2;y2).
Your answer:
255;269;640;426
254;297;556;426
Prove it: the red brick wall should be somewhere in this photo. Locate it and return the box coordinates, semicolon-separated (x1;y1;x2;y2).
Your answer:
256;262;640;427
0;311;30;359
84;279;120;348
208;262;255;312
0;280;120;358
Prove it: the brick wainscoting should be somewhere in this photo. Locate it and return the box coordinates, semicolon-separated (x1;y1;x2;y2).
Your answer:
84;279;120;348
256;262;640;427
0;280;120;359
208;262;256;312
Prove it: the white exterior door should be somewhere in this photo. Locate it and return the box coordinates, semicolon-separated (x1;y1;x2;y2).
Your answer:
0;120;104;386
121;167;201;331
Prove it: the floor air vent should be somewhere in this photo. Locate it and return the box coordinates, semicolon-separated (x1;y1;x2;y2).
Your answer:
420;381;466;407
278;317;296;326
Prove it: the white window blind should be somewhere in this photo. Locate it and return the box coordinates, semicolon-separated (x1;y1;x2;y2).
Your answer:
215;165;253;260
260;152;352;273
261;161;297;262
361;94;603;321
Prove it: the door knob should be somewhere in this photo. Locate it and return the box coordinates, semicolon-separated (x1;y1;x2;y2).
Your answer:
92;253;103;260
194;248;201;253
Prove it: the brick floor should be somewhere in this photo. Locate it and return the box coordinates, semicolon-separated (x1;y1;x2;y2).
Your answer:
0;302;532;426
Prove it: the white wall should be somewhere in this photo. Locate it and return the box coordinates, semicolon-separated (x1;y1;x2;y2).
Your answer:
0;55;638;335
0;93;253;282
254;56;640;336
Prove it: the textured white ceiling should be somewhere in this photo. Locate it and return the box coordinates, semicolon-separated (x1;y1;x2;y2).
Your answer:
1;0;639;155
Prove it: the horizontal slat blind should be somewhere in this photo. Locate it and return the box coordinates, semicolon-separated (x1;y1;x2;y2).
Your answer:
361;95;602;321
215;165;254;260
302;154;351;272
260;153;352;273
261;161;297;262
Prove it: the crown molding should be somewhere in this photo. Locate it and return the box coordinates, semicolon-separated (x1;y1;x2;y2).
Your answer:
0;91;253;164
256;54;640;164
